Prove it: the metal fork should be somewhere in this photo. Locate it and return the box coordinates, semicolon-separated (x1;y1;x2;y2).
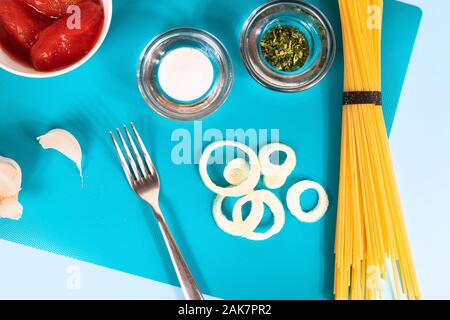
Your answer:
110;123;204;300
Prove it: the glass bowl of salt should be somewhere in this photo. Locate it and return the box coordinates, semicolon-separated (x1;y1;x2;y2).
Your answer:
138;28;234;121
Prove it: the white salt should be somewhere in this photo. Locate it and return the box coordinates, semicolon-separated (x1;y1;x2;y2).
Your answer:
157;47;214;102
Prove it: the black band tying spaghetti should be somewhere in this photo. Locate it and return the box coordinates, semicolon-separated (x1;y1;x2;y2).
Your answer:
343;91;382;106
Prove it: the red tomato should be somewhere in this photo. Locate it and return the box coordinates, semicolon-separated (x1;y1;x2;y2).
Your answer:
31;1;104;71
21;0;84;18
0;0;50;57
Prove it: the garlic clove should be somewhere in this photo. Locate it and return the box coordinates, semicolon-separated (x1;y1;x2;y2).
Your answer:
37;129;83;177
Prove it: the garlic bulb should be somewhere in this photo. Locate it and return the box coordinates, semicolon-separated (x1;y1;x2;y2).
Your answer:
0;156;23;220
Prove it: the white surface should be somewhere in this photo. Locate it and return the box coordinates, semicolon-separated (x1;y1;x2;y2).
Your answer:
1;0;449;299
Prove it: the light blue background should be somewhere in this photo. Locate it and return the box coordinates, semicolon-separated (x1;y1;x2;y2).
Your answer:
0;0;448;299
388;0;450;301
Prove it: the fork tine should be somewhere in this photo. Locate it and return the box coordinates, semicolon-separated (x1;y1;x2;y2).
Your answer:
116;128;142;182
124;125;149;179
130;123;156;176
110;131;133;186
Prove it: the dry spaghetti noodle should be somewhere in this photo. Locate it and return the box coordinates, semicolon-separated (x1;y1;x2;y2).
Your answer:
334;0;420;300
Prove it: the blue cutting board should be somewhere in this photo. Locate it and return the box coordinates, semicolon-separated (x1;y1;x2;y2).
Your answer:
0;0;421;299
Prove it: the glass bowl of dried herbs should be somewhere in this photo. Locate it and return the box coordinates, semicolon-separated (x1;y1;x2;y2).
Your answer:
240;0;336;92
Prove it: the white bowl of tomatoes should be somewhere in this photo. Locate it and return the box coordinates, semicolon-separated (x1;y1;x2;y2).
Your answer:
0;0;112;78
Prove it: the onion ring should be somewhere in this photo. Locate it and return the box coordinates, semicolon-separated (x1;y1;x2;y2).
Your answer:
287;180;329;223
258;143;297;177
233;190;285;241
223;158;249;186
263;174;287;190
199;140;261;197
212;193;264;237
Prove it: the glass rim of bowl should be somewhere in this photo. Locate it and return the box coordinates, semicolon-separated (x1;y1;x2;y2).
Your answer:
137;27;234;122
240;0;336;93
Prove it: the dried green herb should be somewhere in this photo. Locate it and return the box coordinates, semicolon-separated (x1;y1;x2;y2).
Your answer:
260;25;310;72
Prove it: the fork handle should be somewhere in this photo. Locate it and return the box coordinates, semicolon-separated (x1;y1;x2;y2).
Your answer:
152;206;204;300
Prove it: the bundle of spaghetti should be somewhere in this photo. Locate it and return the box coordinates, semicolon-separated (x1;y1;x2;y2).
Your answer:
334;0;420;300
